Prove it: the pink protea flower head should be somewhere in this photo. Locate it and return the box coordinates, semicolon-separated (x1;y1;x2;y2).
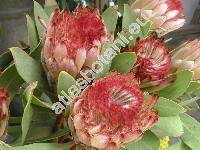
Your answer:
69;72;158;149
131;0;185;36
171;39;200;81
130;35;171;82
42;6;107;78
0;87;9;141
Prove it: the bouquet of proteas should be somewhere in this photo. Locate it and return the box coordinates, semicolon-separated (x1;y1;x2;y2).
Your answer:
0;0;200;149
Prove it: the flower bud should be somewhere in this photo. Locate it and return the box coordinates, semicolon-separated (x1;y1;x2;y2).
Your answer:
42;6;107;79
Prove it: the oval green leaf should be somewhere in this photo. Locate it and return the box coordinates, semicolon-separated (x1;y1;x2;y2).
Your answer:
32;96;52;109
21;82;37;145
153;116;184;137
180;114;200;150
111;52;137;74
186;81;200;96
57;71;76;96
102;7;118;36
157;70;193;100
44;0;58;16
30;128;70;143
95;42;112;79
127;131;160;150
10;47;49;91
34;0;49;38
122;4;137;29
154;97;185;117
169;140;191;150
26;15;39;51
0;143;73;150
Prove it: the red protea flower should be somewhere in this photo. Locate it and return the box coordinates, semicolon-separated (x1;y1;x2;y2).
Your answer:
131;0;185;36
130;35;171;82
68;72;158;149
0;87;9;141
42;6;107;78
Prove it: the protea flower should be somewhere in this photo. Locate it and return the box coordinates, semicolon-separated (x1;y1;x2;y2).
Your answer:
131;0;185;36
129;35;171;83
171;39;200;81
42;6;107;78
68;72;158;149
0;87;9;141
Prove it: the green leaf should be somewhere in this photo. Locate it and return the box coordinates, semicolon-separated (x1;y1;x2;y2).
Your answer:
169;141;191;150
122;4;137;29
9;125;52;143
0;64;24;99
102;7;118;36
57;71;76;116
31;105;55;122
57;71;76;96
30;40;43;61
184;101;199;110
141;21;152;38
26;15;39;51
157;70;193;100
153;116;183;137
154;97;185;117
180;114;200;150
10;47;49;91
32;96;52;109
0;51;13;70
0;143;73;150
30;128;70;143
122;4;143;46
126;131;160;150
45;0;58;16
111;52;137;74
21;82;37;145
179;95;200;110
34;0;49;38
95;42;112;79
57;72;77;117
186;81;200;95
25;126;52;143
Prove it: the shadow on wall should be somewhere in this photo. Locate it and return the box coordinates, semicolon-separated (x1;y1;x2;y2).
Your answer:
0;0;44;53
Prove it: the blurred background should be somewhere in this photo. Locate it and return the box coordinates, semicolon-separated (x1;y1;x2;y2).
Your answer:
0;0;44;52
0;0;200;119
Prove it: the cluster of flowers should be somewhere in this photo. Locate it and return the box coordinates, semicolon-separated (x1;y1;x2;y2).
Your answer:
1;0;200;149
